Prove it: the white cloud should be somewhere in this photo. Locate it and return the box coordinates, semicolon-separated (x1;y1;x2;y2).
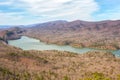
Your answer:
19;0;99;20
0;11;25;25
0;0;13;5
0;0;99;24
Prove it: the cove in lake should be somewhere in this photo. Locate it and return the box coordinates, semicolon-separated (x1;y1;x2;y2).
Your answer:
8;36;120;57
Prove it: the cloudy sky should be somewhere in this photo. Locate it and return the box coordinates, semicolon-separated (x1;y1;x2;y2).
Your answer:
0;0;120;25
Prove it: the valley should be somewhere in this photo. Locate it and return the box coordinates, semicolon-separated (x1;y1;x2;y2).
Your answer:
0;0;120;79
24;20;120;50
0;20;120;80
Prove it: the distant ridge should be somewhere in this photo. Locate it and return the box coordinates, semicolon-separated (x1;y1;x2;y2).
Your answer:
24;19;120;50
0;19;120;28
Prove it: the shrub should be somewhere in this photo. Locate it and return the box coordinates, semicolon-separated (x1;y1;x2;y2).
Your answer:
63;75;70;80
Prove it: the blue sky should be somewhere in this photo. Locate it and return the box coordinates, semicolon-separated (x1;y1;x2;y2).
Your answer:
0;0;120;25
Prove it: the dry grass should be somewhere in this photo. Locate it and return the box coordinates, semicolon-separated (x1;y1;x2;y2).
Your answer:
0;42;120;80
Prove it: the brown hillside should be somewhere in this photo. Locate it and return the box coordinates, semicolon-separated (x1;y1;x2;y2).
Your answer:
0;42;120;80
24;20;120;50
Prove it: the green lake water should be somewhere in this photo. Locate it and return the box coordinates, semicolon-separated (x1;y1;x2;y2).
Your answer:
8;36;120;57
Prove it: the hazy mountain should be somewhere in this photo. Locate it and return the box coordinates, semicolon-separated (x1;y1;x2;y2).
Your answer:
0;25;12;29
25;20;68;28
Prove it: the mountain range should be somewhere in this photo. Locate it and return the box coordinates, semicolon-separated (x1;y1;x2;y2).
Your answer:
24;20;120;50
0;20;120;80
0;20;120;50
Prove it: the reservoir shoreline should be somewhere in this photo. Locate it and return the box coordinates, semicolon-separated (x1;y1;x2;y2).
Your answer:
8;36;120;57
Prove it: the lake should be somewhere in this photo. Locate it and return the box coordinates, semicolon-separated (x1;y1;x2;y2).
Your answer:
8;36;120;57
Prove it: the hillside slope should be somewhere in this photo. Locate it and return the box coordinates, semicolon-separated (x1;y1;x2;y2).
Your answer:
0;27;25;43
24;20;120;50
0;42;120;80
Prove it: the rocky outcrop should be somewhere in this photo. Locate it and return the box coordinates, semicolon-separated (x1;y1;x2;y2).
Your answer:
0;30;8;43
5;30;21;40
0;27;25;43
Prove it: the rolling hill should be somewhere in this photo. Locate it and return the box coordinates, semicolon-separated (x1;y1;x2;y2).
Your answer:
24;20;120;50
